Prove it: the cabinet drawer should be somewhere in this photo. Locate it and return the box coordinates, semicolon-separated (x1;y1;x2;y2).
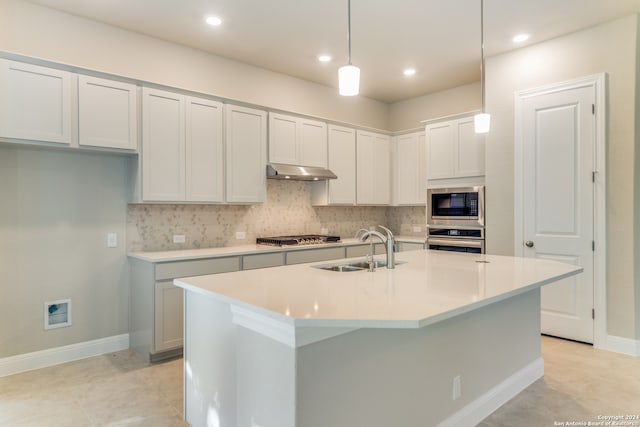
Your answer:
286;247;345;265
243;252;285;270
397;242;425;252
155;257;240;280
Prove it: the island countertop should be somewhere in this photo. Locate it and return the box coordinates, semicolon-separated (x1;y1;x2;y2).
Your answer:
174;249;582;331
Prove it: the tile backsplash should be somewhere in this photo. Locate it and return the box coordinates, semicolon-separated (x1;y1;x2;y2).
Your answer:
127;180;426;251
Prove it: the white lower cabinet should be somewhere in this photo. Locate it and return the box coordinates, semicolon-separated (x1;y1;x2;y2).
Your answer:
154;281;184;353
130;256;241;361
286;247;346;265
396;241;426;252
356;130;391;205
0;58;72;145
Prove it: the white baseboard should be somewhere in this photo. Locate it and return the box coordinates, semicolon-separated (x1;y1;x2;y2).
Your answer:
599;335;640;356
437;357;544;427
0;333;130;378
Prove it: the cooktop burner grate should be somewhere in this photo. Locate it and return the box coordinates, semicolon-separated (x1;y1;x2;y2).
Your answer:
256;235;341;246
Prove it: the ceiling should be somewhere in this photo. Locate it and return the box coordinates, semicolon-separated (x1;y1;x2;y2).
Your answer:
26;0;640;103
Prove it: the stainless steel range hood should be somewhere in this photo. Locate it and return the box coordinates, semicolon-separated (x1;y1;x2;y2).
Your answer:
266;163;337;181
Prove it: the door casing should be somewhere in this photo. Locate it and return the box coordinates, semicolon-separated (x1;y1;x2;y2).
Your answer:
514;73;607;349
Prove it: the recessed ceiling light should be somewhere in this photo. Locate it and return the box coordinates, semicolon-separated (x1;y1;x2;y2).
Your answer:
205;16;222;26
513;33;530;43
403;68;416;76
318;54;332;63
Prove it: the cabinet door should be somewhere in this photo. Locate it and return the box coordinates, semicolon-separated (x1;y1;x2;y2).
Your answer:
357;130;390;205
327;125;356;204
78;75;137;150
356;130;376;204
186;96;224;202
372;133;391;204
299;118;327;167
426;122;454;179
142;88;185;201
0;59;72;144
154;281;183;352
268;112;298;165
394;133;424;205
225;104;267;203
455;117;485;177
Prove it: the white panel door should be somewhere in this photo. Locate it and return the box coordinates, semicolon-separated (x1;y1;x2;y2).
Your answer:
327;125;356;204
142;88;185;201
225;104;267;203
78;75;137;150
0;59;72;144
521;85;595;343
268;113;298;165
299;118;327;167
186;96;224;202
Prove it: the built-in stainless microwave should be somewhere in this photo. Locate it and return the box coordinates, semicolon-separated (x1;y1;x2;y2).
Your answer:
427;186;485;227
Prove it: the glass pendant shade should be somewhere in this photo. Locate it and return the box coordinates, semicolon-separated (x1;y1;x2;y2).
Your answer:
474;112;491;134
338;65;360;96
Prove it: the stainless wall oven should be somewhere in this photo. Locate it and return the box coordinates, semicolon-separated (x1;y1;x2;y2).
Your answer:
427;186;485;253
426;226;485;254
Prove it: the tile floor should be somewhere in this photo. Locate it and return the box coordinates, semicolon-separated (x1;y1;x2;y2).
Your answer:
1;336;638;426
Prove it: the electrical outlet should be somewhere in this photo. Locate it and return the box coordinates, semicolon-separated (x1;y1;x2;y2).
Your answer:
173;234;186;244
320;228;329;235
235;231;246;240
452;375;461;400
412;226;422;233
107;233;117;248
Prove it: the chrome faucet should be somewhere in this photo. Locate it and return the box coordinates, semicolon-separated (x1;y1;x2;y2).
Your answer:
357;225;396;270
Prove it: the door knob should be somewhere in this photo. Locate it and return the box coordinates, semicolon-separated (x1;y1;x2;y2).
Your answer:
525;240;535;248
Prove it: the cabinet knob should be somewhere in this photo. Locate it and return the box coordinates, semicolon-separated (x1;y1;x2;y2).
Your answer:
525;240;535;248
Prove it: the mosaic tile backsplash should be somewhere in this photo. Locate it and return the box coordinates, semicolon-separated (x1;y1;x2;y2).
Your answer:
127;180;426;251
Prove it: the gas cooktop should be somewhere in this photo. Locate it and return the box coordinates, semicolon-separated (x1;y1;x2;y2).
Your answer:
256;235;341;246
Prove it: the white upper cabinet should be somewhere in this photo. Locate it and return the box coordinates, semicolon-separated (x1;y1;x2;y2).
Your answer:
142;87;186;202
141;88;224;203
268;113;327;167
356;130;391;205
225;104;267;204
0;59;72;145
78;75;137;151
311;125;356;205
186;97;224;202
426;116;484;182
393;131;426;205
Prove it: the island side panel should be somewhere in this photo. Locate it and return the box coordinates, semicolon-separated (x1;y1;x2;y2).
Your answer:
235;327;296;427
183;291;237;427
295;289;542;427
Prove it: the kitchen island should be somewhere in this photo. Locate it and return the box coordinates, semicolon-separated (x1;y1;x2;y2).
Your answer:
174;249;581;427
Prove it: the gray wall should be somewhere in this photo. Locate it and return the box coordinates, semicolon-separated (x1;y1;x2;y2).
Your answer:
0;146;130;357
484;15;640;339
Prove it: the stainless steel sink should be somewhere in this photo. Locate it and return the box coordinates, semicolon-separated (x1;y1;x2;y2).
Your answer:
313;259;407;272
320;264;365;272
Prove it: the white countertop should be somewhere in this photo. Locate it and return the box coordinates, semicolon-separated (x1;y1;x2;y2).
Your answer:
128;236;426;262
174;249;582;330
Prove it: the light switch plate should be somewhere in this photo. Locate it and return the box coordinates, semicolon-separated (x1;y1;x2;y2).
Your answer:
412;226;422;233
235;231;246;240
107;233;117;248
173;234;186;244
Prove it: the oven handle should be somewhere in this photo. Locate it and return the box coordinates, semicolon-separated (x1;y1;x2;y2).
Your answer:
427;238;484;249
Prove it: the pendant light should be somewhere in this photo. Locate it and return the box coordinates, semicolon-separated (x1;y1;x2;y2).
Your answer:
338;0;360;96
474;0;491;133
